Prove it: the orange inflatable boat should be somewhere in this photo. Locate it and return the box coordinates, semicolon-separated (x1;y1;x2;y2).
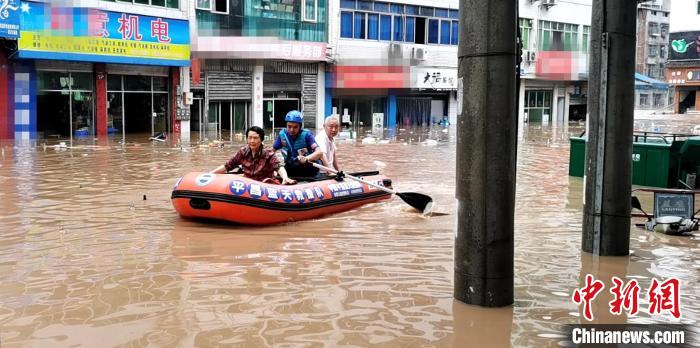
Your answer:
171;171;393;225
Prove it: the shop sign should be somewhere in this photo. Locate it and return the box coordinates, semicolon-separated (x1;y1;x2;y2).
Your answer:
17;2;189;66
670;31;700;61
0;0;20;39
412;68;458;90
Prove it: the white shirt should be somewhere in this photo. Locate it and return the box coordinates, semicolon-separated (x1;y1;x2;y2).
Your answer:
315;130;336;173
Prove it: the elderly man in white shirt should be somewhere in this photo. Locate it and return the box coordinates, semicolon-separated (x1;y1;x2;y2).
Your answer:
316;115;341;175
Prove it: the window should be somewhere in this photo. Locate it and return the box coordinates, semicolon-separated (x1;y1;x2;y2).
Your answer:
302;0;318;22
539;20;579;51
640;94;649;106
648;45;658;58
435;8;448;18
653;93;663;107
341;11;354;38
582;25;590;53
415;17;426;44
393;16;403;41
451;21;458;45
660;45;667;58
648;22;659;36
440;20;450;44
380;14;391;41
212;0;228;14
340;0;356;9
428;19;439;44
519;18;532;50
524;90;553;122
420;6;434;17
368;13;379;39
374;2;389;12
647;64;657;79
405;16;415;42
354;12;366;39
339;2;457;46
660;24;669;37
697;0;700;14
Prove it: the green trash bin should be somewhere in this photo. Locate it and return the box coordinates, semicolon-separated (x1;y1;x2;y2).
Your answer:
569;137;586;177
568;136;674;188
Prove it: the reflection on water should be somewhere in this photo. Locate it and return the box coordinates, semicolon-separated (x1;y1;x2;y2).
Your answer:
0;120;698;347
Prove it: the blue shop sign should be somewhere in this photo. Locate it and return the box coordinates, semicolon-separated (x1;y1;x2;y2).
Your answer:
0;0;21;39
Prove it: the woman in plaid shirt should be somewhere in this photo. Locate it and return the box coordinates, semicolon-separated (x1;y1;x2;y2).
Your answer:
211;126;296;185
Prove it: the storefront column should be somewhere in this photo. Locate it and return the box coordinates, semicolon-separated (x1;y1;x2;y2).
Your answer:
252;64;264;127
387;93;397;128
674;88;680;114
325;70;333;118
180;66;191;144
316;63;326;130
12;62;35;142
171;67;181;136
95;63;108;138
0;49;9;140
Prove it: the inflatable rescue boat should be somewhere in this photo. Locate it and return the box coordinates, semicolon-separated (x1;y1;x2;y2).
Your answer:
171;171;393;225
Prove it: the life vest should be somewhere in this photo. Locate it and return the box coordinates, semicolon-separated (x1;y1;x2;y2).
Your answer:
279;129;313;164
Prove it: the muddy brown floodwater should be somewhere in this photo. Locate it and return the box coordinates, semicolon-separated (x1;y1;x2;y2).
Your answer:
0;120;698;347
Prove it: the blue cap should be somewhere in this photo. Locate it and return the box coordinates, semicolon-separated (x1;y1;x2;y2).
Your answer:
285;110;303;124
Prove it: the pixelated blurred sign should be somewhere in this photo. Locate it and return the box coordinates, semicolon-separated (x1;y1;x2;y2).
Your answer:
654;192;694;219
0;0;20;39
17;2;190;66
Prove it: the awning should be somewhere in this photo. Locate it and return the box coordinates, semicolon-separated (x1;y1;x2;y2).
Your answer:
635;72;668;91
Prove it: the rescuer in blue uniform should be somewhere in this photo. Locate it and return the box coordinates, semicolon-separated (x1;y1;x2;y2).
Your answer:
273;110;323;178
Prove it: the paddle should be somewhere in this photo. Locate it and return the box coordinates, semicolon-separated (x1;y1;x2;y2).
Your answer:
310;162;434;214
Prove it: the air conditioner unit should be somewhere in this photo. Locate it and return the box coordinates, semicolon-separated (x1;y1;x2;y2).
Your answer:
388;42;403;59
529;51;536;62
413;47;428;61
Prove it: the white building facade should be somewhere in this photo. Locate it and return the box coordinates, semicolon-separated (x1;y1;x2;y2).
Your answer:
518;0;591;125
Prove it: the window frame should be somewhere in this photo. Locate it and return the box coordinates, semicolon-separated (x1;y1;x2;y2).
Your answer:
211;0;229;14
302;0;319;23
195;0;211;10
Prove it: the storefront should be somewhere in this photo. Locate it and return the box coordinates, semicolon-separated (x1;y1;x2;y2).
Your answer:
329;65;457;133
6;1;189;141
193;58;322;140
0;0;19;140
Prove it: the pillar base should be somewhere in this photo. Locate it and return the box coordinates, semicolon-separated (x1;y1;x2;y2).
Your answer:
454;270;513;307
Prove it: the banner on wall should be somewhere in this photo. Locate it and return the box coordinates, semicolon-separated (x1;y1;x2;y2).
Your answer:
18;1;189;66
0;0;20;39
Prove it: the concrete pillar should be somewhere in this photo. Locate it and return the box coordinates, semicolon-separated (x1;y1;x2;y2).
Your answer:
517;81;526;139
387;93;397;128
455;0;516;307
170;67;181;136
0;48;9;140
95;63;107;139
582;0;637;256
252;64;264;127
674;89;680;114
180;66;191;144
316;62;326;130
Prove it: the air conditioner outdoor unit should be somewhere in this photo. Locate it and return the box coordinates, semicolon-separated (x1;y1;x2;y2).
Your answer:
529;51;536;62
413;47;428;60
388;43;403;59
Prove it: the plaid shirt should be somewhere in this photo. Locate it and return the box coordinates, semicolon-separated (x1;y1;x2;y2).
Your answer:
224;145;281;182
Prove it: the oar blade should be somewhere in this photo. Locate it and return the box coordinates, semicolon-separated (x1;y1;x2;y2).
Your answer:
396;192;434;214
